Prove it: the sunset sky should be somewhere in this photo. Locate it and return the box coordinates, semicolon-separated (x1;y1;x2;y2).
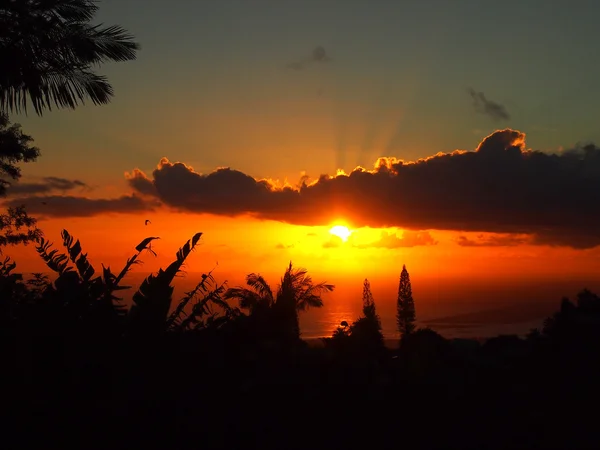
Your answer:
4;0;600;333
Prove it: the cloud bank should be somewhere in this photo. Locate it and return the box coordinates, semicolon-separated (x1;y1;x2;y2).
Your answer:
127;129;600;249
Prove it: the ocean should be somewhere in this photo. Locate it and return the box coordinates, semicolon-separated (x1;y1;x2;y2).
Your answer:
15;269;586;341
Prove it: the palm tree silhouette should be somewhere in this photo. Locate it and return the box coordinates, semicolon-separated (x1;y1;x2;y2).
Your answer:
0;0;140;115
225;262;334;341
225;273;275;314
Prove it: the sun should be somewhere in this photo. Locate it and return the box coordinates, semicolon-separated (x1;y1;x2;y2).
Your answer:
329;225;351;242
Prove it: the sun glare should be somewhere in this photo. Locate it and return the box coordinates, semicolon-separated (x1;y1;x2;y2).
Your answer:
329;225;351;242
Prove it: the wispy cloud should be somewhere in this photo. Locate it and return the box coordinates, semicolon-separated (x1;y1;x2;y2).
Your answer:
467;88;510;121
357;231;437;249
286;45;332;70
321;230;437;250
4;194;158;218
7;176;89;195
456;234;530;247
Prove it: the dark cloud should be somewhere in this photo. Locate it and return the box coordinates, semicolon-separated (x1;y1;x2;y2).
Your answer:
4;194;158;218
7;176;89;195
126;130;600;249
127;169;159;196
275;243;295;250
286;45;332;70
286;62;305;71
456;234;530;247
357;231;437;249
322;236;342;248
467;88;510;121
312;45;330;62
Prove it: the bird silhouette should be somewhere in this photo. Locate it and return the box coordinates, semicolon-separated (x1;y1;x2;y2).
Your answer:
41;201;47;205
145;219;151;225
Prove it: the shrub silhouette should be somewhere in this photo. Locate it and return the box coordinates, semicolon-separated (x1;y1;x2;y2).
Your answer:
399;327;450;375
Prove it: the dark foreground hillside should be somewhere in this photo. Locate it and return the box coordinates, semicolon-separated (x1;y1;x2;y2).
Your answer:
1;233;599;449
2;324;600;450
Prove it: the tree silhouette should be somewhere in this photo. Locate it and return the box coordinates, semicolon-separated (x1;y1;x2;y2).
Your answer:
0;0;139;249
275;262;334;341
349;278;384;350
0;205;42;249
0;114;39;195
541;289;600;351
0;0;140;115
400;327;449;374
224;273;274;315
361;279;379;325
225;261;334;341
323;280;383;354
397;264;416;340
0;114;42;248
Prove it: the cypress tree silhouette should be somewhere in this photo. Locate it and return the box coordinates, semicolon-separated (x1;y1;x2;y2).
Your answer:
362;279;375;316
397;264;416;340
322;280;384;354
350;278;384;349
361;278;381;330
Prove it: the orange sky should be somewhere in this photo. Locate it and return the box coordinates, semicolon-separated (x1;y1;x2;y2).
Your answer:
6;124;600;326
5;1;600;341
7;207;600;340
5;0;600;328
9;211;600;284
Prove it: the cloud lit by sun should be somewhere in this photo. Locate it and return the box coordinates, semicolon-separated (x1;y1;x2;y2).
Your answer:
329;225;351;242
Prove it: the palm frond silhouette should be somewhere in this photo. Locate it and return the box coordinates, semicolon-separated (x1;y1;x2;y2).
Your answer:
0;0;140;115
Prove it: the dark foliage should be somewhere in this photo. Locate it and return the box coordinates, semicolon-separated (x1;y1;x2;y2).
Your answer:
0;114;42;248
0;230;236;342
0;205;41;248
2;233;600;449
0;113;40;195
